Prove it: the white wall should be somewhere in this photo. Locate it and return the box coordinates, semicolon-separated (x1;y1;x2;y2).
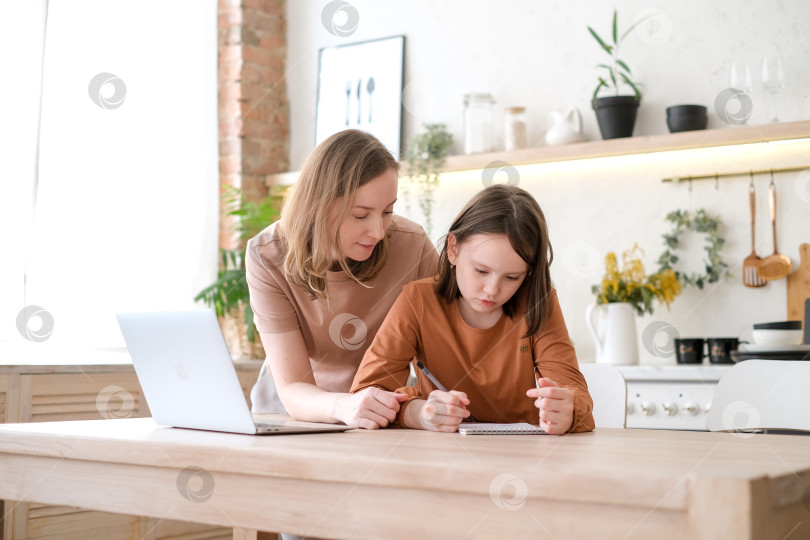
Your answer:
285;0;810;364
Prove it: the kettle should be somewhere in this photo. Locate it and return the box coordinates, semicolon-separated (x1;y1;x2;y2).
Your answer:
545;108;587;146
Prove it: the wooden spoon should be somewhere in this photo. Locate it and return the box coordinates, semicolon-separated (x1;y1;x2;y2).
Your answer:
757;177;792;281
743;181;767;287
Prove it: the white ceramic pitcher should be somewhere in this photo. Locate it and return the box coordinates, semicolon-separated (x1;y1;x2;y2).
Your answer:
585;303;639;365
545;108;587;146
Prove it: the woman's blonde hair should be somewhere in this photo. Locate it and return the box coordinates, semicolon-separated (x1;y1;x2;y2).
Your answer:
280;129;399;299
436;184;553;337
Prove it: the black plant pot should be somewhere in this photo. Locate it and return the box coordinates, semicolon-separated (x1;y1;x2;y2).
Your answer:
592;96;640;139
666;104;708;133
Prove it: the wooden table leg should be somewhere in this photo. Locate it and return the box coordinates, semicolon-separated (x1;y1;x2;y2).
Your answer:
233;529;279;540
233;527;258;540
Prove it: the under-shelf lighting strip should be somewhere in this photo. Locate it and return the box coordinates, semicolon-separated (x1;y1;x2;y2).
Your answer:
661;137;810;183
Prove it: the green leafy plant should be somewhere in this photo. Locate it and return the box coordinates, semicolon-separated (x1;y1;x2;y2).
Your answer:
402;123;453;237
588;9;647;102
195;185;287;343
657;209;730;289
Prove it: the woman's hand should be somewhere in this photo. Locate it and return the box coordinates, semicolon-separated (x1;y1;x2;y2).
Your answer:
418;390;470;432
333;387;409;429
526;378;574;435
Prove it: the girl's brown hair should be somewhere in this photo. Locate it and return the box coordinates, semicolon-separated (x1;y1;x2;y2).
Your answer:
280;129;399;299
436;184;553;337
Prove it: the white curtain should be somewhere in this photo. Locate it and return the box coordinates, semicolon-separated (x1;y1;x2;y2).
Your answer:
0;0;218;359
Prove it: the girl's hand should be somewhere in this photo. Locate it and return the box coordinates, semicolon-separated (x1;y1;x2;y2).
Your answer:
334;387;409;429
526;378;574;435
420;390;470;432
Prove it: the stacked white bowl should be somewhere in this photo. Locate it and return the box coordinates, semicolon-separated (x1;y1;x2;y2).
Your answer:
751;321;803;346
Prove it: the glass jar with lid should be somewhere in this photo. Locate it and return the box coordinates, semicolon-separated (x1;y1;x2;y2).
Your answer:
463;93;495;154
504;106;527;151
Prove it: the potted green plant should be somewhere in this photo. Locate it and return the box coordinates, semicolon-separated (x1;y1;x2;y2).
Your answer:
588;10;647;139
195;184;287;359
402;123;453;237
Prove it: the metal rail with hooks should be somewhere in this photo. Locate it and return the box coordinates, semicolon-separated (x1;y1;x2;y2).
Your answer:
661;165;808;184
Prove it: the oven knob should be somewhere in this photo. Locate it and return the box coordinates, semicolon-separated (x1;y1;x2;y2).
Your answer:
684;402;700;415
704;401;712;414
662;402;678;416
640;401;656;415
626;402;635;415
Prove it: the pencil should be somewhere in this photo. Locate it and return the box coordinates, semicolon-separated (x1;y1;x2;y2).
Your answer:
415;361;447;392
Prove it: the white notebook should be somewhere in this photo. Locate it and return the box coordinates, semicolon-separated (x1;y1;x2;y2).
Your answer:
458;423;547;436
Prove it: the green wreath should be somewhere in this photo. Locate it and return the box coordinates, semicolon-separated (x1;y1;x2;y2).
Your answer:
657;209;730;289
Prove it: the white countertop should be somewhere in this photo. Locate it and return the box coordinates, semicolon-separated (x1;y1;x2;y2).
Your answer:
616;364;733;382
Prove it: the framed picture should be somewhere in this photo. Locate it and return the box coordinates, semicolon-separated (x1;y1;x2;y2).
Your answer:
315;35;405;158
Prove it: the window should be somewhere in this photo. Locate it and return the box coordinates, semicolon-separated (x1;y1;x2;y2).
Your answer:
0;0;218;361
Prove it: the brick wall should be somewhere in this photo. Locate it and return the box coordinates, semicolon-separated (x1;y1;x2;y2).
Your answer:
218;0;289;250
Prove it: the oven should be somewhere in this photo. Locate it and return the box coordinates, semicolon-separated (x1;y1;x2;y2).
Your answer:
617;365;733;431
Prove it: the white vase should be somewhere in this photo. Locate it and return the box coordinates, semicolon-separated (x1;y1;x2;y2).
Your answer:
585;302;639;365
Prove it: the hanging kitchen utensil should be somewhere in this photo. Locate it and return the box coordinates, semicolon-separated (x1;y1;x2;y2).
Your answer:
366;77;375;123
757;172;792;281
743;174;767;287
345;80;352;126
356;78;362;125
786;243;810;329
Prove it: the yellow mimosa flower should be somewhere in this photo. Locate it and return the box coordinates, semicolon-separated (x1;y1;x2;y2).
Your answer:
591;244;683;316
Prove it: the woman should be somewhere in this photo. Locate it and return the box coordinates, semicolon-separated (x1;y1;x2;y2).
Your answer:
246;129;439;429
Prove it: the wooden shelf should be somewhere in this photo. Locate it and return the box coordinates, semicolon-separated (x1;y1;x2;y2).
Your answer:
266;120;810;185
439;119;810;173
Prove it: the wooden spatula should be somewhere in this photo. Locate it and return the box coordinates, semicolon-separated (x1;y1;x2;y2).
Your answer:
757;177;793;281
743;182;767;287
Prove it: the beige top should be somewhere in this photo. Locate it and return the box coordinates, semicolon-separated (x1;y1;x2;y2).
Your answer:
246;215;439;411
351;278;595;432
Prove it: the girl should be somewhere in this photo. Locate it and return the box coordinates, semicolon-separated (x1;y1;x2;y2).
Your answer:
351;184;594;435
246;129;439;429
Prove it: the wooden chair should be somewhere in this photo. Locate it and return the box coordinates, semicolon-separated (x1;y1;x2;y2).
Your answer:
706;359;810;433
579;363;627;428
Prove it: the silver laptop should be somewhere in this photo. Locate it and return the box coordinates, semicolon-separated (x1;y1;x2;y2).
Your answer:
116;309;352;435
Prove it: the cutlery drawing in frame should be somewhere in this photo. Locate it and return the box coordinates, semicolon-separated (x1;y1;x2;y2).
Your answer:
316;35;404;158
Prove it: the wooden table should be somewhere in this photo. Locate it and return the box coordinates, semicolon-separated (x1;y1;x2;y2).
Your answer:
0;417;808;540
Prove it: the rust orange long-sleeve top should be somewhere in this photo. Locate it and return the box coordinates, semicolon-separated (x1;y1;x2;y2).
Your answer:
350;278;595;432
